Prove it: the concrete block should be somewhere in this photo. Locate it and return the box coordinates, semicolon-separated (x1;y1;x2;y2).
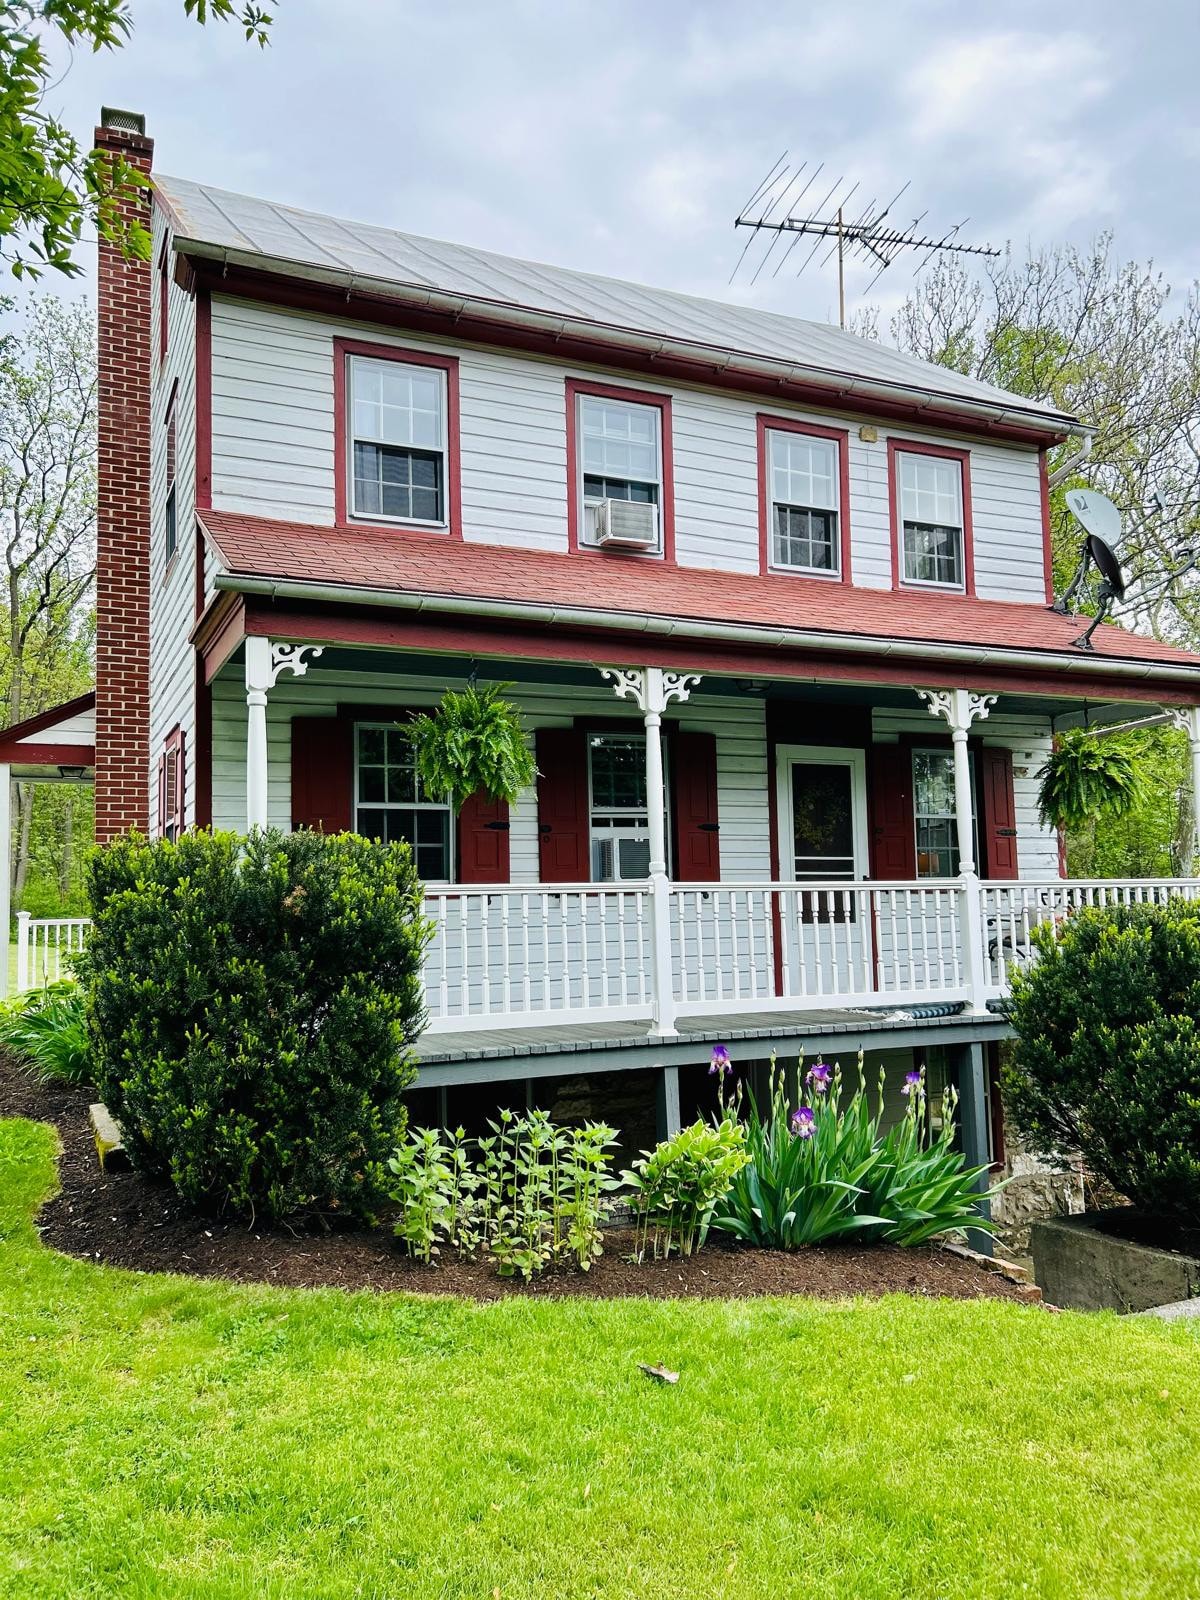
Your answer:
89;1102;130;1172
1031;1211;1200;1313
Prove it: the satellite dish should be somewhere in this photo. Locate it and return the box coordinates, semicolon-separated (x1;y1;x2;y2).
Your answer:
1087;534;1126;603
1064;488;1122;546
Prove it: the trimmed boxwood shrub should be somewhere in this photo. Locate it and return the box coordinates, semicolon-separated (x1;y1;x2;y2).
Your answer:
79;828;430;1222
1004;899;1200;1225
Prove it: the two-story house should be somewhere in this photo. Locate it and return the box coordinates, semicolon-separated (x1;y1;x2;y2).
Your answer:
6;109;1200;1197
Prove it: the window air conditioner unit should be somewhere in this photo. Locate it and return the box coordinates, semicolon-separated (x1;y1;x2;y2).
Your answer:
594;498;658;549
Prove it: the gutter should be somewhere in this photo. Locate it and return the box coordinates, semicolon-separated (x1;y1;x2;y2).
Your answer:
212;572;1200;688
177;237;1079;442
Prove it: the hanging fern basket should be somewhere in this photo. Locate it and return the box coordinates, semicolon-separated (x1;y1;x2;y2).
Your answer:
1036;729;1146;832
406;683;537;810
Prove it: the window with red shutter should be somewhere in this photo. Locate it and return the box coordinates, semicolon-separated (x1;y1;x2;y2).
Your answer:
671;730;719;881
161;726;185;841
979;746;1020;880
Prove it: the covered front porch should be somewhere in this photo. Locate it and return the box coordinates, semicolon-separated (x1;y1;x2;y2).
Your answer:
197;616;1200;1043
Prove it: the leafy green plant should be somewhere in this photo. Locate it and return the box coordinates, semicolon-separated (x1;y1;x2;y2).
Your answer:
0;981;90;1086
1036;729;1145;832
78;828;430;1223
713;1056;993;1248
406;683;536;809
622;1118;749;1260
387;1110;618;1277
1005;899;1200;1225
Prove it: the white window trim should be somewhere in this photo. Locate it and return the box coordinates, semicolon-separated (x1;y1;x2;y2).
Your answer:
577;391;663;554
912;746;978;880
774;744;869;882
353;720;454;883
766;429;842;580
347;353;449;530
586;730;670;882
896;450;966;592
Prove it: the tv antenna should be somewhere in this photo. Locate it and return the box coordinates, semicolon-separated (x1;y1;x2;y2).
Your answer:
731;155;1002;326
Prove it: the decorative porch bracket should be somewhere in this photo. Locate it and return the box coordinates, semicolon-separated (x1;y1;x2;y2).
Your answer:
600;667;701;1038
244;638;324;832
1162;705;1200;870
917;688;997;1014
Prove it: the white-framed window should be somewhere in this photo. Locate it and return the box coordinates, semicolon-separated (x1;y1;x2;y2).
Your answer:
768;429;840;574
354;722;453;881
587;732;672;882
898;451;965;588
912;748;977;879
579;393;662;549
349;355;447;526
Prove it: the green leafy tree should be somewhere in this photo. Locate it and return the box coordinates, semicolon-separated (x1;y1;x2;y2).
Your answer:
0;1;272;280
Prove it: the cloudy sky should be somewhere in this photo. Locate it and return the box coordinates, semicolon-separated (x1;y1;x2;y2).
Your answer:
33;0;1200;330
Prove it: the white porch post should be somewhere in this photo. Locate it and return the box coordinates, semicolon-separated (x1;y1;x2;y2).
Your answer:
243;639;325;833
0;763;9;1000
602;666;701;1039
918;688;997;1014
1167;706;1200;870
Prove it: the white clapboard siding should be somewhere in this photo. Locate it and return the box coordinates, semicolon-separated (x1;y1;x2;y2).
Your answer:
208;295;1049;600
148;204;199;831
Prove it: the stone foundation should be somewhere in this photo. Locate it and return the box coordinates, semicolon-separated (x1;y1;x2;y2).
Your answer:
990;1137;1085;1257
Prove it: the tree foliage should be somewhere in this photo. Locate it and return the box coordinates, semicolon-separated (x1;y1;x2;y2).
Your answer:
0;1;272;280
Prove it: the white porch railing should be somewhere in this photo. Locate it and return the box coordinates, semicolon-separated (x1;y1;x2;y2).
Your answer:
12;912;90;994
15;879;1200;1032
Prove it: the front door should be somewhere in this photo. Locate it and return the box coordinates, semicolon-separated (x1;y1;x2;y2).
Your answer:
775;745;870;1000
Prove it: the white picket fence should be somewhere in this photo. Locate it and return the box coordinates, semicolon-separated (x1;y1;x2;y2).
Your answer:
11;879;1200;1031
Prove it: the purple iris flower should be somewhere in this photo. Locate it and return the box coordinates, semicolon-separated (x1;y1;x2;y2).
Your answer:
791;1106;816;1139
902;1068;924;1097
709;1044;732;1078
806;1060;832;1094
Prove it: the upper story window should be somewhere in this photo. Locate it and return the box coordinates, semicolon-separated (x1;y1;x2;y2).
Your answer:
573;386;666;555
913;748;977;878
896;448;967;589
355;722;452;881
164;392;177;564
767;428;841;575
349;355;448;526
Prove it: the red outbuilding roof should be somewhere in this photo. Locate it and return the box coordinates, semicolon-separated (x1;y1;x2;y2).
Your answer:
200;508;1200;675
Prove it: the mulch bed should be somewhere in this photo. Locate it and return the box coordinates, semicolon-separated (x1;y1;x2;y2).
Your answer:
0;1053;1030;1304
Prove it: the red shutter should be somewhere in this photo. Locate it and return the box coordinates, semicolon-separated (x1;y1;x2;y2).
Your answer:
291;715;353;832
536;727;590;882
672;731;720;881
457;790;510;883
980;745;1019;880
156;753;166;838
869;743;917;878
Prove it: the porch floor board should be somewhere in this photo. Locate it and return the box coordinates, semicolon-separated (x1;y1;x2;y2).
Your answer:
415;1005;1010;1084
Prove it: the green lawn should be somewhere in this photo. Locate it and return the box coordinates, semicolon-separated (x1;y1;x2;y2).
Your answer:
3;1117;1200;1599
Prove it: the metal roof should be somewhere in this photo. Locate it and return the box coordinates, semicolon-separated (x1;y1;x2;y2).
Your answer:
155;173;1077;433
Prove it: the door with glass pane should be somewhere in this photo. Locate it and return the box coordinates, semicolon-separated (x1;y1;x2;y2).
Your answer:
775;746;870;1000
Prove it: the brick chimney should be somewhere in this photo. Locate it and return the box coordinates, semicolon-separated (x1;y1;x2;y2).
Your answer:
94;109;154;843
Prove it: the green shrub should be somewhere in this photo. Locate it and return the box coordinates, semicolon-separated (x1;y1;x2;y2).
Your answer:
622;1118;749;1260
714;1055;993;1248
0;981;90;1085
78;828;430;1222
1004;899;1200;1224
387;1110;619;1276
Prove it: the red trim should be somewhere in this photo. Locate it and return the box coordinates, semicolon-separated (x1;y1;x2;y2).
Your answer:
1039;446;1055;604
887;438;975;597
190;262;1074;448
332;337;462;538
195;288;212;510
0;741;94;767
158;242;169;364
756;414;852;582
193;656;212;828
565;377;675;563
0;692;94;745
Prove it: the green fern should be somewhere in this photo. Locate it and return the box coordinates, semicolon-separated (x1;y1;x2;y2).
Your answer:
406;684;537;809
1036;729;1146;832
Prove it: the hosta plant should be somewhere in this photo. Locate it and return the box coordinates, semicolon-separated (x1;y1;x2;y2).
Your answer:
713;1054;994;1248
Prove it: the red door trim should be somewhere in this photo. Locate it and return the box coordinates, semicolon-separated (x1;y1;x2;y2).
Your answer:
564;376;675;563
887;437;975;597
332;336;462;538
756;413;853;582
